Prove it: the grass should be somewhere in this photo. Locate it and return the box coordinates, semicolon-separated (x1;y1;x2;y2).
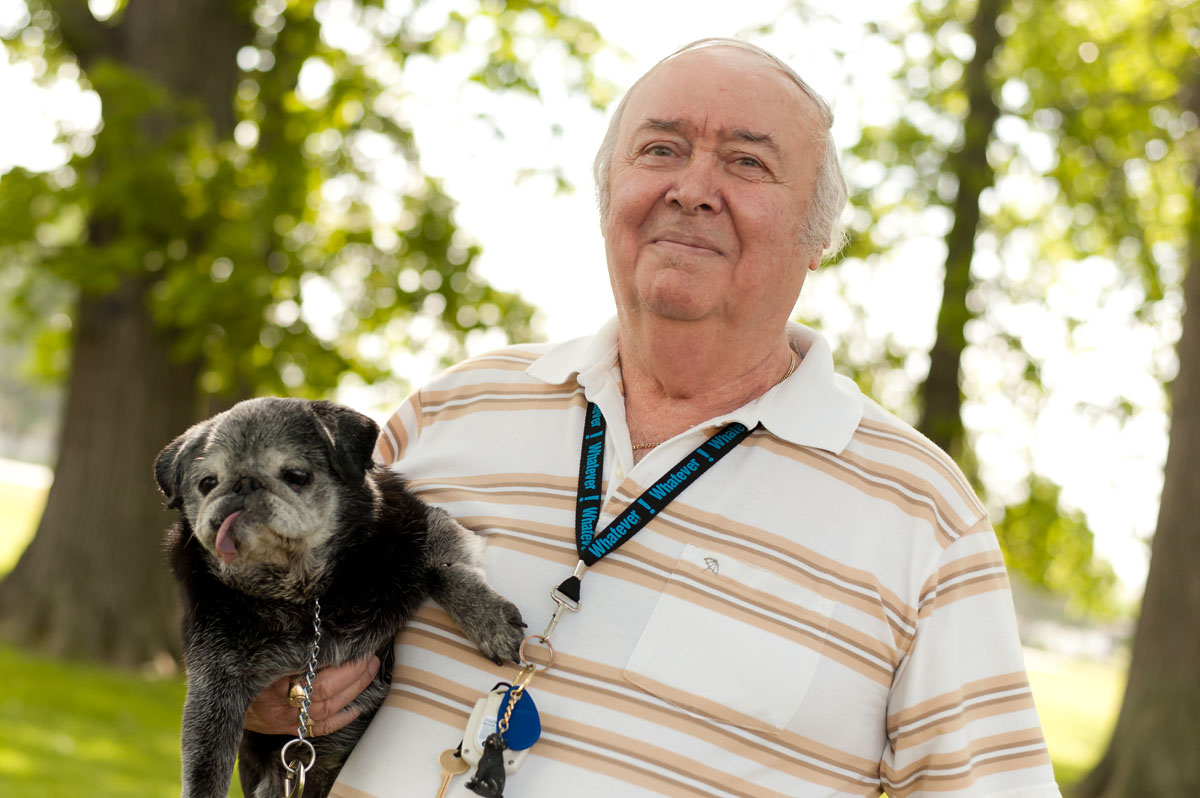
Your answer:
1025;648;1126;786
0;471;1124;795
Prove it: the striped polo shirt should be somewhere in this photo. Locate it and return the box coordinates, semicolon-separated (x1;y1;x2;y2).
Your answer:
332;319;1060;798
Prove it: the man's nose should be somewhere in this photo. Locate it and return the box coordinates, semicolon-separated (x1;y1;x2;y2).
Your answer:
232;475;263;495
665;154;723;214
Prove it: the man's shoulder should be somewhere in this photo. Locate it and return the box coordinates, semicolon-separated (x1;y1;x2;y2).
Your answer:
846;396;986;525
424;341;561;388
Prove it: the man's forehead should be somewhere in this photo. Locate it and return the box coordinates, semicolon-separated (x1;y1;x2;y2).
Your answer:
620;47;819;142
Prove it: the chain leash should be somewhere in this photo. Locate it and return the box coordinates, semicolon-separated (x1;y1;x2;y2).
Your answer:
282;598;322;798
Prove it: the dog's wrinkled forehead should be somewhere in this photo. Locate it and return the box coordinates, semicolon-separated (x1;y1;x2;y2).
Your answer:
211;399;332;462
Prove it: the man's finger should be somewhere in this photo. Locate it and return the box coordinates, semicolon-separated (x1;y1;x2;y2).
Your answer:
308;656;381;722
309;703;365;738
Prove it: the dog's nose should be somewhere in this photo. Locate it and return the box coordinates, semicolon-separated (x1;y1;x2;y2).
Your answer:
232;476;263;495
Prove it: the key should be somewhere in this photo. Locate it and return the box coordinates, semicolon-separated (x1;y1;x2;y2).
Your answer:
435;747;469;798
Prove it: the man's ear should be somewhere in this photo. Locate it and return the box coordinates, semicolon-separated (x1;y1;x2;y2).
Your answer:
306;400;380;483
154;421;212;510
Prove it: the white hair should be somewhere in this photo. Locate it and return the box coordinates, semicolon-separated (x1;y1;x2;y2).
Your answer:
592;37;849;261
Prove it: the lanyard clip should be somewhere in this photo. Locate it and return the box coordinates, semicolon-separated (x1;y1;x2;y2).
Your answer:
542;560;585;640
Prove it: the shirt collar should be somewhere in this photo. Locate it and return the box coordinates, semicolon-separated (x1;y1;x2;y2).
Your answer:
526;317;863;454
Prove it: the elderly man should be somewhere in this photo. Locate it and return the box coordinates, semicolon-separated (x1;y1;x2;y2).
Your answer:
250;39;1061;797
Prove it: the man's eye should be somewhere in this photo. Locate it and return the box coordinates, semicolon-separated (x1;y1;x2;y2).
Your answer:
198;476;218;496
282;468;313;488
645;144;675;157
735;156;764;168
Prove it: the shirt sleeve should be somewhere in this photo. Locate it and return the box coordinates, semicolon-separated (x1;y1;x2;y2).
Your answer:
880;518;1062;797
373;391;423;466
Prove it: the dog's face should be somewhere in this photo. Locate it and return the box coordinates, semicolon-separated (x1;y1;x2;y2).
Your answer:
156;397;379;596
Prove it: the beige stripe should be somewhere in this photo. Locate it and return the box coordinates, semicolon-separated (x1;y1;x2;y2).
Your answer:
409;472;581;494
747;436;959;548
455;516;577;553
914;520;996;609
415;485;575;512
329;782;379;798
614;495;919;649
894;688;1038;750
885;749;1052;795
886;672;1033;732
378;394;419;465
654;570;893;685
437;350;543;375
396;622;883;791
628;544;899;679
882;729;1051;794
853;419;983;518
422;380;578;407
933;571;1011;605
424;391;586;426
838;447;977;535
937;549;1006;585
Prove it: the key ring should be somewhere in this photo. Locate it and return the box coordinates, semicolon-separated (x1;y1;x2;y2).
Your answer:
518;634;555;672
281;738;316;797
281;737;316;773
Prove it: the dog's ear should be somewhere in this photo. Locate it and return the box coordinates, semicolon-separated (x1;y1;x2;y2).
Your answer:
154;422;212;510
306;401;380;483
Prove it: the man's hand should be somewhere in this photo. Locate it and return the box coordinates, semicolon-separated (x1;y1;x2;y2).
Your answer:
244;656;381;736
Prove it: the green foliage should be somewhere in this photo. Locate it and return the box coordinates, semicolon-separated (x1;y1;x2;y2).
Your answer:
999;0;1200;310
995;476;1121;619
0;0;610;400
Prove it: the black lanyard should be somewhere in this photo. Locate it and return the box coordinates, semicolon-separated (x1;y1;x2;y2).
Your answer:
552;402;752;609
573;402;753;566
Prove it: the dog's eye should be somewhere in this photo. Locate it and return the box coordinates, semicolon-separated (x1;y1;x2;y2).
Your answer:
281;468;313;488
198;476;218;496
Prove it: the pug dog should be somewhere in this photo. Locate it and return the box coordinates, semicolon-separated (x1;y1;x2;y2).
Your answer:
156;397;525;798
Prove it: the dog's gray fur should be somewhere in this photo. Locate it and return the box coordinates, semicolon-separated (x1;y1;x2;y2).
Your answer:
156;397;525;798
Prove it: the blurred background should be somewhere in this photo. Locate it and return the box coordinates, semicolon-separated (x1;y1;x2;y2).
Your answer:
0;0;1197;795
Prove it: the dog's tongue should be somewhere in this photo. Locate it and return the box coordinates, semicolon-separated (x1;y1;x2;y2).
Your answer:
215;511;241;563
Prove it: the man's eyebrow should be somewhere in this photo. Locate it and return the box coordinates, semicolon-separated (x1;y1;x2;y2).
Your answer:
729;128;781;155
640;118;684;134
636;119;781;154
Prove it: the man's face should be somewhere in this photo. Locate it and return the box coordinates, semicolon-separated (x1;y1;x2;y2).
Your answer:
603;47;824;331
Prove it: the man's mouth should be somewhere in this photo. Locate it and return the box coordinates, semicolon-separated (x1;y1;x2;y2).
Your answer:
652;233;722;256
214;511;242;564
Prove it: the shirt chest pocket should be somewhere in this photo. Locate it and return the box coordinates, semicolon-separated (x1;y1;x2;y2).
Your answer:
621;544;836;735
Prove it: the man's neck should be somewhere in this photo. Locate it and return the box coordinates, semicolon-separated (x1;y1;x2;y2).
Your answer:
617;316;793;456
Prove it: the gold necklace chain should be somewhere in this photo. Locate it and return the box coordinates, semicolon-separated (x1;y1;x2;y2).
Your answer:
631;353;796;451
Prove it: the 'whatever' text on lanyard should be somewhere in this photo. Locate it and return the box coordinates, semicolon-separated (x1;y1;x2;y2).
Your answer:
448;402;753;798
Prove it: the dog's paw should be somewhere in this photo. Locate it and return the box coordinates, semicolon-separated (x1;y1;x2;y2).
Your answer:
465;595;526;665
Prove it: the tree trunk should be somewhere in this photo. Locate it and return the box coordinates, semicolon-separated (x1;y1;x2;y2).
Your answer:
0;276;201;665
0;0;251;666
1074;73;1200;797
917;0;1005;469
